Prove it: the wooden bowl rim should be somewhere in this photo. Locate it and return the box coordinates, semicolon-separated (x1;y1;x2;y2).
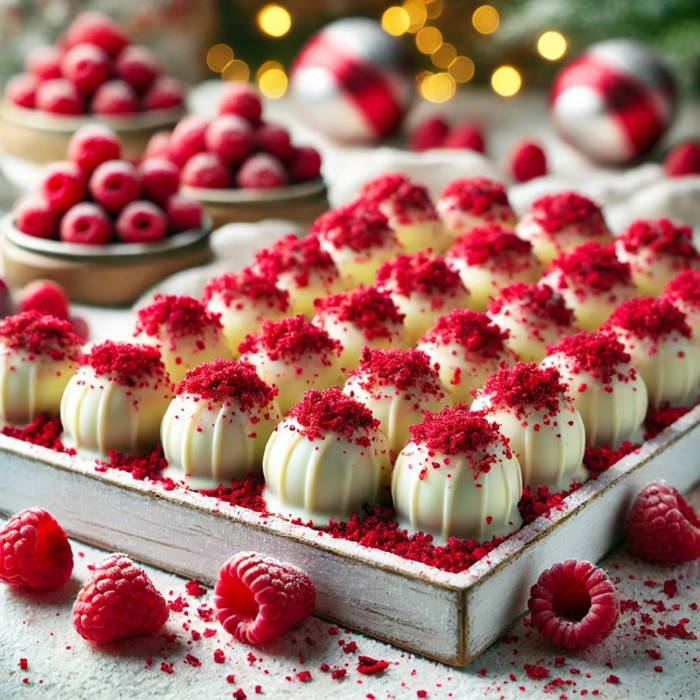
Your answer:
181;178;327;205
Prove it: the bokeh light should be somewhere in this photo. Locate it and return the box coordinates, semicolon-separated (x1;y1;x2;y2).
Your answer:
472;5;500;34
431;42;457;69
491;65;522;97
415;26;442;54
221;59;250;82
424;0;443;20
449;56;475;83
381;6;410;36
257;4;292;38
420;71;457;103
207;44;234;73
537;31;568;61
257;62;288;98
403;0;427;33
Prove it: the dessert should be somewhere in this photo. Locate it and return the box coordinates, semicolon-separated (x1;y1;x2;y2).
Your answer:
541;332;648;448
436;177;516;241
239;315;343;414
445;224;543;311
61;341;171;454
487;282;578;362
471;363;587;490
614;218;699;297
359;174;449;253
602;297;700;409
417;309;515;405
343;347;448;458
375;252;470;343
253;234;343;317
516;192;612;265
391;405;522;543
201;268;290;356
133;294;231;382
0;312;82;425
262;387;391;525
161;359;281;487
664;270;700;342
541;242;636;331
312;201;403;286
312;286;407;370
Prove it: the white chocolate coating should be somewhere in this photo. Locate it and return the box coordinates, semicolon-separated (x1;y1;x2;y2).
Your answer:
393;220;450;255
437;200;516;243
666;297;700;343
276;268;345;318
319;238;403;287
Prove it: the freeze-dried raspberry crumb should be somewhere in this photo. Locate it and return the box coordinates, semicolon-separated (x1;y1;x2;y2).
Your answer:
663;579;678;598
645;404;691;439
296;671;312;682
357;656;390;675
548;242;631;292
95;446;172;486
547;332;632;385
524;664;549;680
417;691;428;698
646;649;662;660
448;225;533;272
529;192;607;236
376;253;464;297
233;689;246;700
160;662;174;674
0;311;83;361
518;483;580;525
254;686;262;694
488;283;574;327
477;667;487;677
331;669;347;680
311;200;394;252
360;174;437;225
606;674;620;684
342;641;358;653
135;295;222;344
19;658;28;670
202;269;290;313
183;653;201;667
199;475;267;513
185;579;206;597
664;269;700;306
583;442;638;479
213;649;225;663
604;297;691;341
619;219;697;258
440;177;511;216
654;666;663;672
422;308;509;359
1;415;74;454
82;341;167;387
226;674;235;684
657;620;694;639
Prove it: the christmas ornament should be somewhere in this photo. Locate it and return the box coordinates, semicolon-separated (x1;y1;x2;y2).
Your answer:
290;17;413;143
550;40;677;165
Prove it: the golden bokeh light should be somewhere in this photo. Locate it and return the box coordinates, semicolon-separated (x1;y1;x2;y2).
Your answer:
415;26;442;54
258;67;288;98
207;44;234;73
491;65;522;97
472;5;500;34
221;59;250;82
448;55;475;83
256;60;284;81
431;41;456;69
424;0;443;20
537;31;568;61
403;0;427;33
257;4;292;38
421;71;456;103
381;6;411;36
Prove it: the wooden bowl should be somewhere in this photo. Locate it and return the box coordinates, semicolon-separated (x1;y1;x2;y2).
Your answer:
0;100;184;164
181;178;329;228
1;214;212;306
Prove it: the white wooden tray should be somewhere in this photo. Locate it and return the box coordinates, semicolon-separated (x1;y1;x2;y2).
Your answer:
1;406;698;665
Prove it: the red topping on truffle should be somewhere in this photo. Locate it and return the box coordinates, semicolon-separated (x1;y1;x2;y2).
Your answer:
547;332;632;384
359;174;438;225
288;386;379;446
619;219;697;259
488;283;574;327
0;311;82;361
314;286;404;341
547;242;632;292
175;358;276;409
135;295;223;345
448;224;534;272
529;192;607;235
665;270;700;307
201;269;290;312
421;309;509;359
439;177;512;216
376;253;465;297
481;362;566;415
311;200;394;252
603;297;691;341
83;341;167;386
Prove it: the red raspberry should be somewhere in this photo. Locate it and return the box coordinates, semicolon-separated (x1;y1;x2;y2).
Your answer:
115;45;162;94
181;152;232;189
256;123;294;162
5;73;39;108
166;194;203;232
410;115;449;151
138;158;180;204
237;153;287;189
60;43;110;95
14;196;59;239
205;115;255;165
68;124;121;174
169;115;209;167
92;80;139;115
508;140;548;183
89;159;141;213
61;11;129;58
214;551;315;646
528;560;619;651
218;82;262;125
444;121;485;153
61;203;112;244
35;78;84;114
72;553;169;643
144;131;172;161
626;481;700;564
664;142;700;177
39;161;86;213
18;280;70;319
288;146;321;182
142;75;186;111
26;45;63;81
0;507;73;591
116;201;168;243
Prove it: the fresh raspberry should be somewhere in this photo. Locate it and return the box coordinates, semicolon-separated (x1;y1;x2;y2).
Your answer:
26;45;64;81
410;115;449;151
508;140;547;182
144;130;172;161
528;560;619;651
4;73;39;108
237;154;287;189
215;551;315;646
0;507;73;591
218;82;263;125
169;115;209;167
115;45;162;94
142;75;186;111
39;161;86;213
61;11;130;58
14;196;59;239
35;78;84;114
60;203;112;244
72;553;169;643
138;158;180;204
68;124;121;174
626;481;700;564
60;43;110;95
92;80;139;115
664;142;700;177
166;194;203;232
116;201;168;243
444;121;485;153
18;280;70;319
205;115;255;164
89;159;141;213
288;146;321;182
256;123;294;162
181;152;232;189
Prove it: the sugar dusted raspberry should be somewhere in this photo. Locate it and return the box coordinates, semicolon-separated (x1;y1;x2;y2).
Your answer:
18;280;69;319
26;45;63;81
439;177;512;217
254;234;337;288
410;115;449;151
508;140;547;182
115;45;162;94
444;121;485;153
142;75;185;111
0;311;82;360
349;347;443;395
90;159;141;213
138;158;180;204
311;200;393;253
60;43;110;95
14;196;59;239
448;224;533;272
215;551;315;646
603;297;691;342
144;130;172;161
61;202;112;244
547;242;632;293
288;146;322;182
73;553;169;643
237;153;288;189
68;124;121;174
528;559;619;650
92;80;139;115
83;340;167;385
488;283;574;328
421;308;509;359
360;174;437;225
5;73;39;108
664;141;700;177
181;152;232;189
40;161;86;213
530;192;607;236
35;78;84;114
376;252;464;297
166;194;203;233
202;269;289;313
256;123;293;162
546;331;631;384
218;82;263;125
135;294;222;341
618;218;697;259
169;115;209;166
116;201;167;243
0;507;73;591
205;114;255;165
61;11;129;58
665;270;700;307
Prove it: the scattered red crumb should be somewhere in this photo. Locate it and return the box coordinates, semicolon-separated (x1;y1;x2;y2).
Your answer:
226;674;236;684
417;691;428;698
1;415;75;455
18;658;28;670
95;446;173;486
440;177;511;216
296;671;312;682
654;666;663;673
254;686;262;694
199;474;267;513
135;294;222;344
518;482;580;524
342;641;358;654
185;579;207;597
663;579;678;598
583;441;638;479
548;242;632;292
233;689;246;700
524;664;549;680
489;282;574;329
160;662;174;674
554;657;565;667
646;649;662;660
357;656;390;675
82;340;167;386
360;174;437;225
481;363;567;415
619;219;698;258
547;331;632;384
201;268;289;312
530;192;607;235
644;404;691;439
0;311;82;360
212;649;225;664
422;308;509;358
331;668;347;680
604;297;691;341
664;269;700;306
477;668;487;677
448;225;533;271
311;200;394;252
658;619;694;639
606;674;620;684
376;252;464;297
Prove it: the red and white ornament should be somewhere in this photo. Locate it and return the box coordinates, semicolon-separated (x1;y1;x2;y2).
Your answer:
290;18;413;143
550;40;676;165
